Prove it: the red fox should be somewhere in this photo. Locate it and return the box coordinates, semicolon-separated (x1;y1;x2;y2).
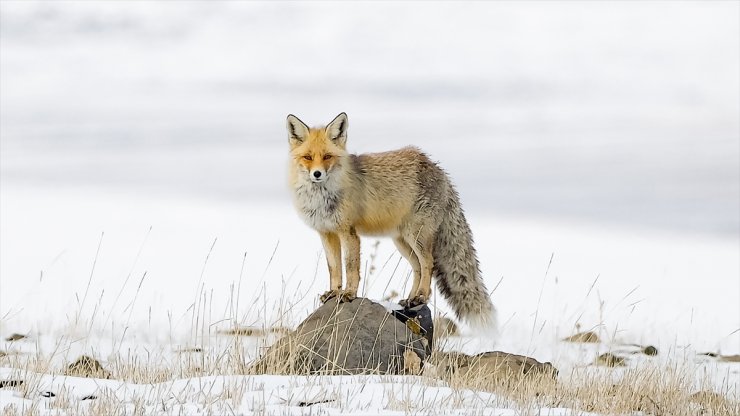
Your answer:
286;112;495;327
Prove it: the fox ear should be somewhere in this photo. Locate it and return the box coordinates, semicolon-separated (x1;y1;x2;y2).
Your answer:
325;112;348;146
286;114;309;145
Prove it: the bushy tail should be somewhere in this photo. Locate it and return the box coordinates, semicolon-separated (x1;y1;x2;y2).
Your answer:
433;186;496;330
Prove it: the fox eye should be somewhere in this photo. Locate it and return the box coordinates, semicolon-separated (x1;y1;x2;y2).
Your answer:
302;155;313;161
323;154;332;160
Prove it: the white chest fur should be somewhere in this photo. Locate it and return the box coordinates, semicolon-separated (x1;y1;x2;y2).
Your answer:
292;177;344;232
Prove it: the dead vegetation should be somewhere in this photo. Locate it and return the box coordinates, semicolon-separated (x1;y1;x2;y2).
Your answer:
64;356;111;379
0;324;737;415
0;251;736;416
218;325;290;337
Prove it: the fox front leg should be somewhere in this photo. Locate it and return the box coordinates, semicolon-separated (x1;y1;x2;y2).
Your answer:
337;228;361;302
319;232;343;303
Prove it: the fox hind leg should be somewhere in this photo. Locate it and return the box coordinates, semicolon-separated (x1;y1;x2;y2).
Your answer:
409;243;433;306
399;230;435;307
394;237;422;303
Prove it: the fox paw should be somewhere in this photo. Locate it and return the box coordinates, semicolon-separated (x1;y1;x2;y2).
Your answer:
320;290;356;304
399;294;428;308
320;290;340;303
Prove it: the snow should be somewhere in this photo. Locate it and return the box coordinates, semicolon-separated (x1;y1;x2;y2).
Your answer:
1;186;737;354
0;371;540;415
0;333;736;414
1;188;737;413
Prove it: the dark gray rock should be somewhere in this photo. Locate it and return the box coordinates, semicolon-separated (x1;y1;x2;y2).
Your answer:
390;302;434;349
250;297;432;375
642;345;658;356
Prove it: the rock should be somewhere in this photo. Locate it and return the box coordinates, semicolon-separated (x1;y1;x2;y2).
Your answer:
697;352;740;362
689;391;734;414
249;297;432;375
642;345;658;356
0;380;24;388
595;353;626;367
174;347;203;353
433;351;558;387
433;316;460;342
390;302;434;348
562;331;599;343
4;334;26;342
65;355;111;379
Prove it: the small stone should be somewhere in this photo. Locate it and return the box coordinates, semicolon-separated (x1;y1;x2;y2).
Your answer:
4;334;26;342
595;353;626;367
65;356;112;379
175;347;203;353
562;331;599;343
642;345;658;356
0;380;24;389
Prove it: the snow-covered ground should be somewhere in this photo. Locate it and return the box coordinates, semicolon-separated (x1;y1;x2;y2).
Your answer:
1;1;738;414
0;187;737;413
1;186;738;354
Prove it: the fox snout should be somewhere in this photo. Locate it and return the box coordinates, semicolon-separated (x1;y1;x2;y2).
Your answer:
310;168;327;183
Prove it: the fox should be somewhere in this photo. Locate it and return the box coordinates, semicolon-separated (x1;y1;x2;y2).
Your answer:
286;112;496;327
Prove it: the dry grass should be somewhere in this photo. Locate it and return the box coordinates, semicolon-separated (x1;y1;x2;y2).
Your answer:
442;362;738;415
1;246;737;415
1;311;738;415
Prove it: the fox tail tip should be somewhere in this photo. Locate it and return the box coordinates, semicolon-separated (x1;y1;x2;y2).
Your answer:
464;306;498;335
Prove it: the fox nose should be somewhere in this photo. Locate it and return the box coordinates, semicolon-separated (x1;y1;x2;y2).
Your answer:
313;170;322;179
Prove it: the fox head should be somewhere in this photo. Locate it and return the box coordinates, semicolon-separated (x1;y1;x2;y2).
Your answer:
286;112;348;184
